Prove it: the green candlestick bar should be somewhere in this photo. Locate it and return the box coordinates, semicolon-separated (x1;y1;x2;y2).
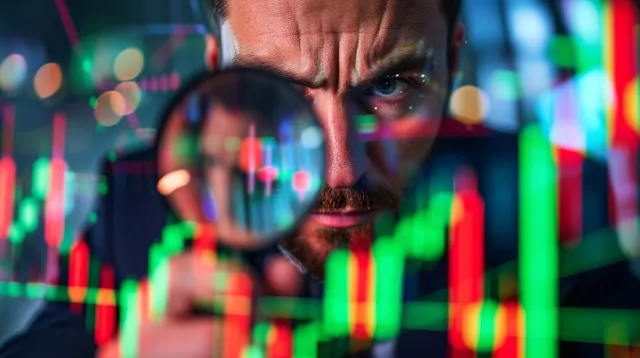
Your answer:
519;124;559;358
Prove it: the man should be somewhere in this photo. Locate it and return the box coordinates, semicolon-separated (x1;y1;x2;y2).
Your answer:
1;0;639;357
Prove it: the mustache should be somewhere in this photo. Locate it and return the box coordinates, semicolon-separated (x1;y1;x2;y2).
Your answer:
313;176;399;213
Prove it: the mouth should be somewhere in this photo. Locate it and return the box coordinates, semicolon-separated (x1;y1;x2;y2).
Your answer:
309;209;377;228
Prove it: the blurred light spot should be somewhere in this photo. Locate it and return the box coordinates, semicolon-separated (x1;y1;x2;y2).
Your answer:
293;170;311;193
623;77;638;133
449;86;490;125
0;54;28;92
82;59;92;74
115;81;142;115
94;91;125;126
564;1;601;42
301;126;323;149
258;166;279;182
489;70;519;101
511;7;550;52
34;63;63;99
157;169;191;196
113;48;144;81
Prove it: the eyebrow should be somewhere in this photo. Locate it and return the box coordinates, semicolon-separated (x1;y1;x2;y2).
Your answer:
361;52;433;83
233;51;435;88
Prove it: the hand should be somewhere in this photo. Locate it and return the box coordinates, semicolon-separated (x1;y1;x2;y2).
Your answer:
98;250;301;358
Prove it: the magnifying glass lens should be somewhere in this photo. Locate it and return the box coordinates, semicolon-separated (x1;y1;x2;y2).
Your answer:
163;69;325;249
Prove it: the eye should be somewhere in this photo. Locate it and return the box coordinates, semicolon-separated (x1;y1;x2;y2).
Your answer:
366;76;410;99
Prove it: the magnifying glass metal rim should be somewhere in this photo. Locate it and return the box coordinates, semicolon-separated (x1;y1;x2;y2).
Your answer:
154;66;326;250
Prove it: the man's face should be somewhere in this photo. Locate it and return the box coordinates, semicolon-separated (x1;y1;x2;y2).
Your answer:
220;0;454;278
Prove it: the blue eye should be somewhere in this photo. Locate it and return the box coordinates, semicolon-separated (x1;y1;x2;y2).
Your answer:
371;77;409;98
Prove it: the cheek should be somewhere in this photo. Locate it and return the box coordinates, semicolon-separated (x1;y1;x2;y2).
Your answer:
364;94;446;189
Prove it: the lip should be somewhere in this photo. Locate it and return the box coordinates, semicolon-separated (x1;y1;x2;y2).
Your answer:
310;211;376;228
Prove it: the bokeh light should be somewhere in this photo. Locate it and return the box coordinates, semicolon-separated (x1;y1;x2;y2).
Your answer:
113;48;144;81
449;86;491;125
301;126;323;149
510;6;551;52
34;63;63;99
0;54;28;92
115;81;142;115
94;91;125;126
157;170;191;196
489;70;520;101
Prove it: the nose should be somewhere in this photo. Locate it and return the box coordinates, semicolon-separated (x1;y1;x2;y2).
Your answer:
311;92;367;188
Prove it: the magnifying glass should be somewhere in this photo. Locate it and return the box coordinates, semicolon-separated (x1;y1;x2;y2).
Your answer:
156;67;326;251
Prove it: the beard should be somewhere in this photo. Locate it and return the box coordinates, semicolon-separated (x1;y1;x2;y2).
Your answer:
279;176;399;280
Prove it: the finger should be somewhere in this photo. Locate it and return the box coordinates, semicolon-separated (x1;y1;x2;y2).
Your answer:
165;251;247;317
98;318;219;358
264;255;303;296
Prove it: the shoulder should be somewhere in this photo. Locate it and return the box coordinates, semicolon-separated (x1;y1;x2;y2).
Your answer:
91;145;168;280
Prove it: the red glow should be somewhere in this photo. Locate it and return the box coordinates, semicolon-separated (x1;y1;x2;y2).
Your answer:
292;170;311;193
610;1;638;148
223;273;252;358
239;137;263;173
95;265;116;346
607;2;639;238
68;239;89;310
493;302;523;358
45;114;67;248
0;105;16;240
0;158;15;240
193;223;216;253
557;147;583;246
258;166;279;182
267;320;293;358
448;168;485;354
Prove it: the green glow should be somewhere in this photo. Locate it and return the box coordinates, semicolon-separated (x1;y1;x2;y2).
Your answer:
373;238;403;340
120;279;140;358
18;197;39;233
476;300;499;353
82;59;92;74
8;281;21;297
294;323;319;358
98;177;108;196
323;249;350;337
8;223;24;244
393;191;450;262
32;158;50;200
252;322;270;349
25;283;45;298
161;224;185;255
548;36;575;68
149;243;170;320
357;114;377;134
519;124;558;358
242;345;264;358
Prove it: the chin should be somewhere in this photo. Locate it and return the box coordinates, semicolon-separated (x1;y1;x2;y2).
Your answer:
280;220;375;280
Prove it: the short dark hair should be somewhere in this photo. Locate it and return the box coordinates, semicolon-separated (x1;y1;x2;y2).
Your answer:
209;0;462;32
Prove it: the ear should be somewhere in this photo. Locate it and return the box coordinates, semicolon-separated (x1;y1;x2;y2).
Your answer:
205;34;220;70
449;22;465;75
